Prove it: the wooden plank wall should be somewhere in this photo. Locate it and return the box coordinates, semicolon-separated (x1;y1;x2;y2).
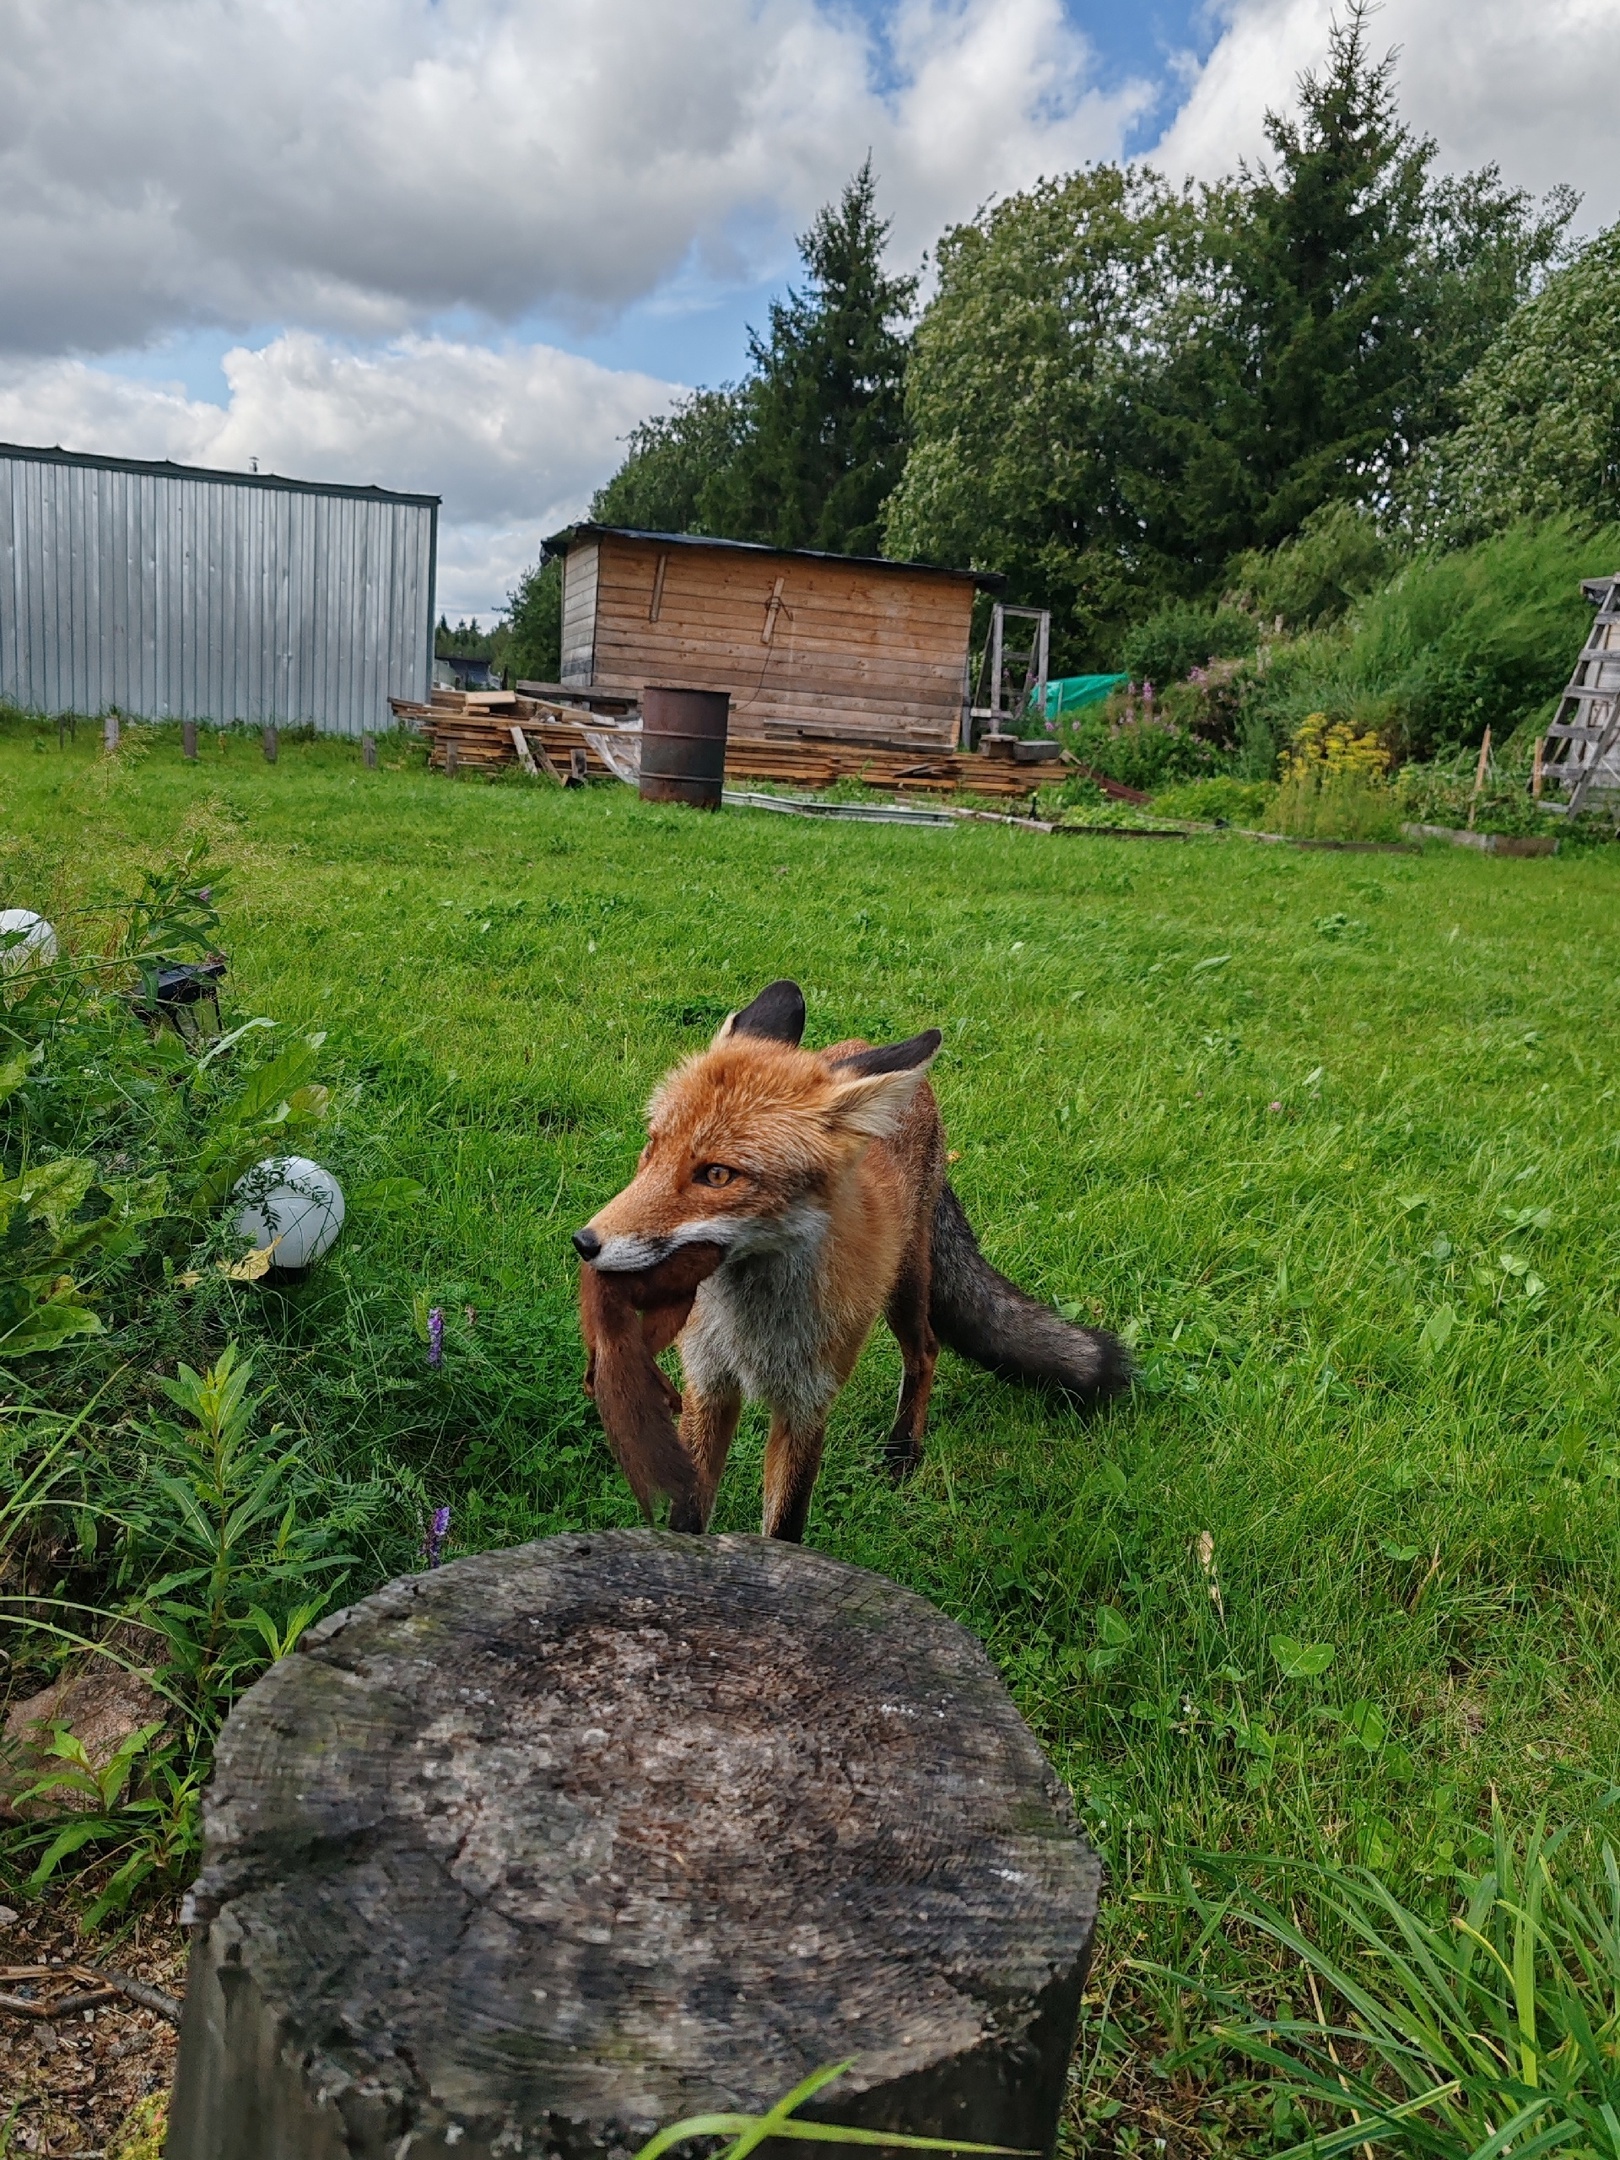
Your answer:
560;543;600;685
580;534;974;745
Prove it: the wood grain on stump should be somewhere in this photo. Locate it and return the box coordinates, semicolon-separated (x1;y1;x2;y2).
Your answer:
168;1531;1100;2160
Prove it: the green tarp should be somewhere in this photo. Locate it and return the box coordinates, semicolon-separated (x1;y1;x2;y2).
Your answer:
1037;674;1128;718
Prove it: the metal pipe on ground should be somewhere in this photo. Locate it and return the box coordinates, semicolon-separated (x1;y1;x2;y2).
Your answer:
639;686;729;809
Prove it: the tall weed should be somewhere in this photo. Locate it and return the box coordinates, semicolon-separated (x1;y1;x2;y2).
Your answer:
2;1344;369;1922
1174;1811;1620;2160
0;856;391;1922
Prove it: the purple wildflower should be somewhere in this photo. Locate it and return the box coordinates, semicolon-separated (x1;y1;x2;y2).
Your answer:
427;1306;444;1368
424;1505;451;1568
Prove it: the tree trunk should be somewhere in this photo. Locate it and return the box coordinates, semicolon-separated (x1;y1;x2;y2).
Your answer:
168;1531;1099;2160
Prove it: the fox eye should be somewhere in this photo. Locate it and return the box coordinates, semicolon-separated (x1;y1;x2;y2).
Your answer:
696;1163;738;1189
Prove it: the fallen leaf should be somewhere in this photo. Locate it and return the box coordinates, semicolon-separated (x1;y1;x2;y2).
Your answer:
219;1236;283;1281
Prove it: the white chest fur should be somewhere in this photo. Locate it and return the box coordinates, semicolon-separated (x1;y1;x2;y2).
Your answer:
679;1201;835;1428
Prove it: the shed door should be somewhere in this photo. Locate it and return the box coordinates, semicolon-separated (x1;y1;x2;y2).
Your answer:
560;543;599;686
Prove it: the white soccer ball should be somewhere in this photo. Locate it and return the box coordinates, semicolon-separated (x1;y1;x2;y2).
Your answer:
0;909;58;974
231;1157;346;1270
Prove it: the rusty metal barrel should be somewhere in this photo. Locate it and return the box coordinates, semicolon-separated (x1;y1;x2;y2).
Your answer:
639;685;729;808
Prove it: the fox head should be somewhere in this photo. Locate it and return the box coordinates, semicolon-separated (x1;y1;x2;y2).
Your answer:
572;979;941;1274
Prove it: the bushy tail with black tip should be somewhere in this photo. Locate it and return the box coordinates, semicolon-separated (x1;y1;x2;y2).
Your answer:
929;1182;1132;1407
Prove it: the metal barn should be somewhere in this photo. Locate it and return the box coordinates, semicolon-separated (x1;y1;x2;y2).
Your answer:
546;525;1000;748
0;442;438;735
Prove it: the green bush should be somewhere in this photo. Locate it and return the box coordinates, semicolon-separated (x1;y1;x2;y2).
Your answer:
1229;501;1403;631
1150;776;1276;824
1394;757;1548;837
1237;517;1620;767
1062;697;1228;791
1118;602;1258;688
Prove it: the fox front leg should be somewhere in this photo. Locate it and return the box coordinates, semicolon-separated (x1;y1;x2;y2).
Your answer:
678;1380;744;1532
883;1257;939;1482
761;1411;830;1544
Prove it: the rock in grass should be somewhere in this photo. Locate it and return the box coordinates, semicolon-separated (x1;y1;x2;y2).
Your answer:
1;1625;168;1821
168;1530;1099;2160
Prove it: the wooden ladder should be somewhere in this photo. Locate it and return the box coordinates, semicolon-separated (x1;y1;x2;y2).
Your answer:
1541;573;1620;815
968;603;1050;745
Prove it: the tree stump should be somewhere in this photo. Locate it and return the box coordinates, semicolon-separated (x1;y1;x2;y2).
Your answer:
168;1531;1100;2160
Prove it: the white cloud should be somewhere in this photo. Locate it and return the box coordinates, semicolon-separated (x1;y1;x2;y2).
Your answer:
0;0;1155;614
1154;0;1620;224
0;0;1149;358
0;334;678;614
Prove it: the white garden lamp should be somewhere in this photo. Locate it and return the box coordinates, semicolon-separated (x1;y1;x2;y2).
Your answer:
231;1157;346;1271
0;909;59;974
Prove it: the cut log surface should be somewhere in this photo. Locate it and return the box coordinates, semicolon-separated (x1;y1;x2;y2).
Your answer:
168;1531;1099;2160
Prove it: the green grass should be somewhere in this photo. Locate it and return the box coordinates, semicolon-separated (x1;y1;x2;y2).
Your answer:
6;715;1620;2130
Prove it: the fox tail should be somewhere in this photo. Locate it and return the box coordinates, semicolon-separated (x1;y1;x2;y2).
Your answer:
929;1182;1132;1407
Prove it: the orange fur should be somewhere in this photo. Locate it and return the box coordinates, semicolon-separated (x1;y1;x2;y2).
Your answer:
578;1016;944;1539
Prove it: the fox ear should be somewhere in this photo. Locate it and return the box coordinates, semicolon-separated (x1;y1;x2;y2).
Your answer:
827;1028;942;1079
823;1029;941;1139
716;979;806;1047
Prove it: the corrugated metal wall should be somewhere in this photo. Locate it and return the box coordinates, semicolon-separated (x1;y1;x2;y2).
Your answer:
0;446;437;734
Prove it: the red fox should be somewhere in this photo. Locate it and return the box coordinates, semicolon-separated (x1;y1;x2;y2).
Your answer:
575;980;1129;1541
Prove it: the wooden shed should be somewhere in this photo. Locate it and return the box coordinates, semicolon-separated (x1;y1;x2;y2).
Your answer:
546;525;1002;749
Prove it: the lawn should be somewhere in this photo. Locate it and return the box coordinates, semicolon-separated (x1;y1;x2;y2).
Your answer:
6;716;1620;2144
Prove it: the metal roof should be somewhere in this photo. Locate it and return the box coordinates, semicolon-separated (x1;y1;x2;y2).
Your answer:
543;522;1004;591
0;439;440;509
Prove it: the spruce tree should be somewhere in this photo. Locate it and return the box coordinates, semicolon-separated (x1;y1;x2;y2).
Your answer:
705;161;917;555
1225;1;1434;539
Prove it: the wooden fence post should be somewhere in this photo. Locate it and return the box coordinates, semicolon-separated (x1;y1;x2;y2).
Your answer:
1467;725;1492;830
262;725;278;765
362;732;377;769
167;1532;1099;2160
183;720;199;762
103;710;120;755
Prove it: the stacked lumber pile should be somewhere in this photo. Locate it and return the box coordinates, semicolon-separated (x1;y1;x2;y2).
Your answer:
723;738;1033;800
390;692;620;778
391;691;1039;799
